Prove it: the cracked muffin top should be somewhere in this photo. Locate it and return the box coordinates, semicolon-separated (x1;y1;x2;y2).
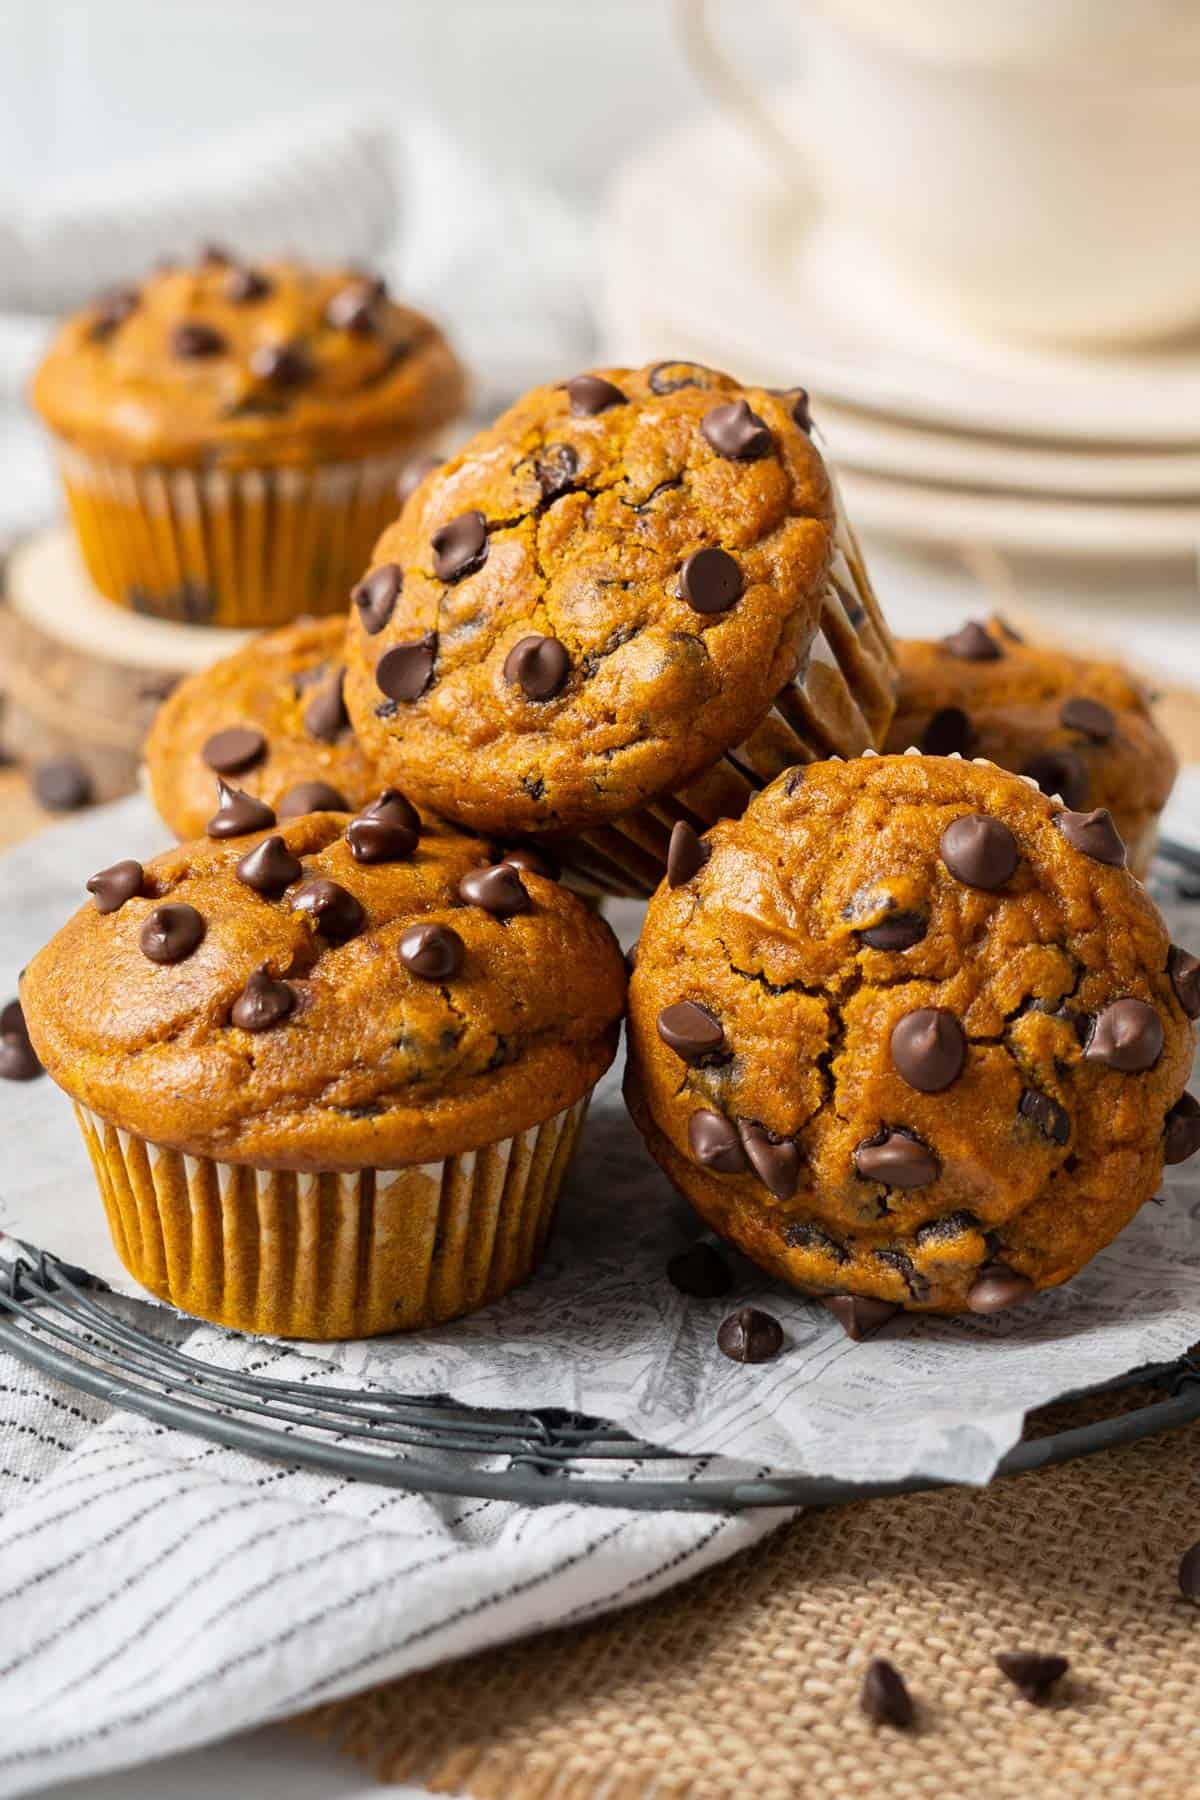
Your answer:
31;248;465;467
885;617;1177;876
146;618;381;840
21;807;626;1171
625;753;1198;1316
343;362;851;836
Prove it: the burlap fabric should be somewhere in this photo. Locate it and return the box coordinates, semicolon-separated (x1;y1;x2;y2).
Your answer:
304;1388;1200;1799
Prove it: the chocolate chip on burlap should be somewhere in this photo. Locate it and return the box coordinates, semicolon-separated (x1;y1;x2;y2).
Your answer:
86;860;144;915
667;1242;733;1298
1180;1542;1200;1602
859;1659;916;1728
995;1651;1070;1704
716;1306;784;1364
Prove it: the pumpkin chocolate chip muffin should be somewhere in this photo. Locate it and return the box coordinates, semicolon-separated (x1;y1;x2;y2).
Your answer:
31;247;466;628
625;753;1197;1324
20;801;625;1338
343;361;896;897
145;617;379;839
885;617;1177;876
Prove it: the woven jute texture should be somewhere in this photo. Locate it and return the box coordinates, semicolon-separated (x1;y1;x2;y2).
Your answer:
303;1389;1200;1800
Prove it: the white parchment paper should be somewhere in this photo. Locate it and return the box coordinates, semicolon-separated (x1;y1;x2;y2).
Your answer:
2;794;1199;1487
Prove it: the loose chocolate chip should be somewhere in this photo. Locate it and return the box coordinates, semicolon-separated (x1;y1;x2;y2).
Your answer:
347;790;421;864
290;878;364;942
854;1128;938;1188
1019;1087;1071;1146
498;845;559;881
701;399;772;461
86;859;144;914
395;454;443;508
1055;807;1126;867
656;1000;724;1063
567;373;626;416
235;835;303;897
688;1108;748;1174
1023;748;1089;811
666;819;709;888
225;265;271;304
921;706;972;757
968;1264;1035;1313
679;546;743;615
171;320;227;358
737;1119;801;1200
667;1242;734;1298
1061;696;1116;741
940;813;1019;889
995;1652;1069;1704
32;757;92;812
824;1296;900;1342
716;1306;784;1364
891;1008;966;1092
139;903;205;965
303;668;349;742
231;966;296;1032
353;562;402;636
325;282;381;333
859;911;926;952
459;864;530;918
277;781;350;819
399;921;465;981
1179;1541;1200;1601
533;442;579;500
1168;945;1200;1019
0;1030;42;1080
1165;1093;1200;1164
503;635;570;701
249;340;310;386
860;1660;915;1729
0;999;24;1039
207;782;276;839
89;287;139;339
202;726;267;775
432;510;488;583
376;632;437;703
1084;998;1164;1072
942;619;1002;661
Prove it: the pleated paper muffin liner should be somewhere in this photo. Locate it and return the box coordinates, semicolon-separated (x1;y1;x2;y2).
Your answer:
73;1096;589;1340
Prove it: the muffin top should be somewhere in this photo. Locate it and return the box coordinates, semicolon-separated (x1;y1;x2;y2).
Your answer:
626;753;1197;1312
343;362;839;835
21;807;626;1170
30;248;465;466
145;618;380;839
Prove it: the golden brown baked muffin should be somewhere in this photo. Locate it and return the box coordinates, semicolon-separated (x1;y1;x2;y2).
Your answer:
343;362;896;897
885;617;1177;877
31;247;466;628
625;753;1198;1326
21;802;625;1338
145;617;380;839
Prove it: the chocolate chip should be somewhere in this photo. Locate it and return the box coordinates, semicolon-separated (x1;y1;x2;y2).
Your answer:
0;1030;42;1081
1168;945;1200;1019
854;1129;938;1188
86;859;144;914
277;781;350;819
353;562;402;635
325;281;382;333
666;820;709;888
533;443;579;500
737;1119;801;1199
231;965;296;1032
139;903;205;965
785;387;812;432
200;242;233;265
968;1264;1035;1313
716;1306;784;1364
249;340;310;386
503;635;570;701
1023;748;1089;811
207;782;276;839
303;668;349;742
290;878;364;942
0;1000;23;1039
679;547;743;615
498;845;559;881
396;454;443;508
347;790;420;864
399;921;464;980
942;620;1002;661
656;1000;724;1063
235;835;303;897
940;813;1018;889
1060;696;1116;741
432;510;488;582
860;1659;915;1729
995;1652;1069;1704
1165;1093;1200;1164
1054;807;1126;867
921;706;972;757
701;399;772;461
201;726;267;775
1018;1087;1071;1146
567;373;626;416
688;1108;748;1174
667;1243;734;1298
859;911;926;951
648;362;717;394
459;864;530;919
89;287;139;339
891;1008;966;1092
171;321;226;358
824;1296;900;1341
225;265;271;303
1084;998;1163;1072
32;757;92;812
376;632;437;702
1179;1541;1200;1601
